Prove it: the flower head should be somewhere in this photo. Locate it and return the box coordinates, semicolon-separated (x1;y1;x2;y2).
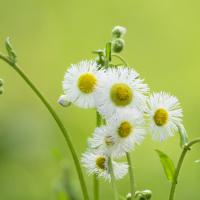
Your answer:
95;67;149;118
89;109;146;158
145;92;183;141
62;60;104;108
81;151;128;181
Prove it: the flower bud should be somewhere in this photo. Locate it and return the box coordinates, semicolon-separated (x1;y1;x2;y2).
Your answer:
112;26;127;38
0;79;4;87
112;38;125;53
95;56;105;66
135;190;152;200
0;88;4;95
126;193;131;200
142;190;152;199
57;95;71;107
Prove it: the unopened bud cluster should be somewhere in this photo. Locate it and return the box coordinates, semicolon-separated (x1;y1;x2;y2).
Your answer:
112;25;127;53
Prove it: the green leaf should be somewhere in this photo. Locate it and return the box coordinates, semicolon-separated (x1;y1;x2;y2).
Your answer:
177;124;188;148
5;37;17;63
155;149;175;182
106;42;112;62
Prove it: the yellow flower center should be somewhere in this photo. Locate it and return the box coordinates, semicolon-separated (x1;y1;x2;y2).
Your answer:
154;108;168;126
118;121;132;138
78;73;97;93
110;83;133;106
96;156;106;170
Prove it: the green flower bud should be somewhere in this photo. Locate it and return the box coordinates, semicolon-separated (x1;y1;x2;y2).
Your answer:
126;193;131;200
135;190;152;200
57;95;71;107
0;88;4;95
0;79;4;87
112;26;127;38
95;56;105;66
112;38;125;53
142;190;152;199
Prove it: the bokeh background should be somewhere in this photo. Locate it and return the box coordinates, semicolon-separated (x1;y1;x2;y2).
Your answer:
0;0;200;199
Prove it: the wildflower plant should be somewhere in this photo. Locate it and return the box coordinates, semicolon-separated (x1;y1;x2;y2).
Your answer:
0;27;200;200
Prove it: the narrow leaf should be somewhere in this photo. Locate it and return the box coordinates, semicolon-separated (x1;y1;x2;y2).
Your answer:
155;149;175;182
5;37;17;63
106;42;112;62
177;124;188;148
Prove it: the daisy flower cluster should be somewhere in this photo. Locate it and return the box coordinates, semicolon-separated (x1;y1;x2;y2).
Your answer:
58;26;186;185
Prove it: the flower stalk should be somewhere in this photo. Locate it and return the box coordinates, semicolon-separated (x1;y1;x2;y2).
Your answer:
126;152;135;200
0;53;89;200
108;156;119;200
169;138;200;200
93;111;102;200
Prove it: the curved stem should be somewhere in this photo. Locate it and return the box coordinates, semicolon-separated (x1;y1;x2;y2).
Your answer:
112;54;128;66
93;111;101;200
169;138;200;200
126;153;135;200
108;156;119;200
0;55;89;200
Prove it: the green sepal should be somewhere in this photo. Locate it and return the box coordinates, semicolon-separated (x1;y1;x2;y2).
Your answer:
177;124;188;148
5;37;17;64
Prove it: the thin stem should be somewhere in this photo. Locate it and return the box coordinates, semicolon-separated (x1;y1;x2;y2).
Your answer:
108;156;118;200
93;175;99;200
0;55;89;200
96;111;102;127
93;111;101;200
126;152;135;200
0;53;13;65
112;54;128;66
169;138;200;200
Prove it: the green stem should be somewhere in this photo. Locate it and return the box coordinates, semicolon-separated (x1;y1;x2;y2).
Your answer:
93;174;99;200
112;54;128;66
126;153;135;200
0;54;89;200
108;156;118;200
93;111;101;200
169;138;200;200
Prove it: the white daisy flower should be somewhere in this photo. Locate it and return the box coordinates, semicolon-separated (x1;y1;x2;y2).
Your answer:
81;151;128;181
95;67;149;118
62;60;104;108
88;125;117;156
145;92;183;141
89;109;146;158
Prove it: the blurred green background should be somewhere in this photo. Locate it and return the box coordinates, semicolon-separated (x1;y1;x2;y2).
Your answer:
0;0;200;199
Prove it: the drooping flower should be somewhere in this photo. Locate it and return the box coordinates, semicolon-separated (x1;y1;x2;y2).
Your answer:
95;67;149;118
62;60;104;108
57;95;71;107
81;151;128;181
145;92;183;141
